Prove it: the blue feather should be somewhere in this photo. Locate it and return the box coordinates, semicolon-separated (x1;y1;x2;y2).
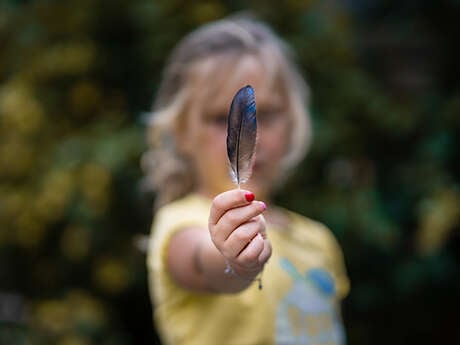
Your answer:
226;85;257;186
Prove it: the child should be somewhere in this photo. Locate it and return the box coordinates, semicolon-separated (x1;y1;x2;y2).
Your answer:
143;16;349;345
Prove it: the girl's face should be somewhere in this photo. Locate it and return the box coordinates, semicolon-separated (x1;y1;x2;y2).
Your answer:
178;55;291;201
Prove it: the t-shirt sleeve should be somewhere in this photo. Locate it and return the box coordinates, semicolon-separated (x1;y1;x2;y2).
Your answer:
285;212;350;300
146;196;210;303
320;224;350;300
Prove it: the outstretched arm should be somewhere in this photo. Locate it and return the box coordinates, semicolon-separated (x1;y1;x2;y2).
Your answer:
166;189;271;293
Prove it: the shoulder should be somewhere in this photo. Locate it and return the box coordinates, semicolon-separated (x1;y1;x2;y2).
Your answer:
282;210;350;298
150;193;211;254
284;210;339;251
147;193;210;274
156;193;210;217
154;193;210;230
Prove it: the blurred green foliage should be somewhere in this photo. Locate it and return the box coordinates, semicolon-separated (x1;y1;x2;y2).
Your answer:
0;1;459;345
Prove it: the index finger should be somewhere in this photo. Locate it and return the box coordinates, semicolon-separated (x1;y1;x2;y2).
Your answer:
209;189;255;226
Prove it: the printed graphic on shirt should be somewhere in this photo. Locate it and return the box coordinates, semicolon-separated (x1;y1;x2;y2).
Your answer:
275;258;346;345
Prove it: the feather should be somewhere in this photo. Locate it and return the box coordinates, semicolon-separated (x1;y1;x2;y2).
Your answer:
226;85;257;186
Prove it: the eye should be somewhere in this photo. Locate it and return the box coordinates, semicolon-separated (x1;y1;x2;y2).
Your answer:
204;113;228;127
257;108;284;126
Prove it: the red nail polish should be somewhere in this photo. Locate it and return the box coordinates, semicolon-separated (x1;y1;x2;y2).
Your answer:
245;192;255;202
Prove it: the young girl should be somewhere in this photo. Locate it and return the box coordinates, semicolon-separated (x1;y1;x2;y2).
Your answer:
143;16;349;345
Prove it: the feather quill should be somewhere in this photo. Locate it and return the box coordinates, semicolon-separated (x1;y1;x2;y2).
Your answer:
226;85;257;187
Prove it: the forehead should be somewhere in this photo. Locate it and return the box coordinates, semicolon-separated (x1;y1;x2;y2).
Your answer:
188;54;286;113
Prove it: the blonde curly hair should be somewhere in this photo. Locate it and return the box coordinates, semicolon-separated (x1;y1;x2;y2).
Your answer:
142;16;312;208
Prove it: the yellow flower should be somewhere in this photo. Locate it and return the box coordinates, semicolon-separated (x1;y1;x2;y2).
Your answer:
58;335;90;345
68;81;101;117
22;42;95;81
15;208;46;249
416;188;460;255
60;225;91;261
93;257;130;295
32;291;108;338
0;138;35;179
0;189;29;244
0;81;44;136
34;300;72;335
35;170;75;222
67;290;107;330
191;2;224;24
79;163;111;214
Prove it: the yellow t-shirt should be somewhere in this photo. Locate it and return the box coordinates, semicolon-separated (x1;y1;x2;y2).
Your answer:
147;193;350;345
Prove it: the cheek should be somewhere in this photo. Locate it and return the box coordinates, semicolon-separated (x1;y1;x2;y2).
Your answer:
205;127;226;146
265;141;286;165
188;121;224;148
275;121;291;157
261;125;290;159
195;127;228;165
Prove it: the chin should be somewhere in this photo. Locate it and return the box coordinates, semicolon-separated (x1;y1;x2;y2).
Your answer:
243;181;269;200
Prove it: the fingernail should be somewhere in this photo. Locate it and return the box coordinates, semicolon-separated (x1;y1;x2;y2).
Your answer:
257;232;263;240
259;201;266;211
245;192;255;202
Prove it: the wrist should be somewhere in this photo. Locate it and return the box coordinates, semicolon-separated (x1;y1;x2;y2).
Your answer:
224;259;264;290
